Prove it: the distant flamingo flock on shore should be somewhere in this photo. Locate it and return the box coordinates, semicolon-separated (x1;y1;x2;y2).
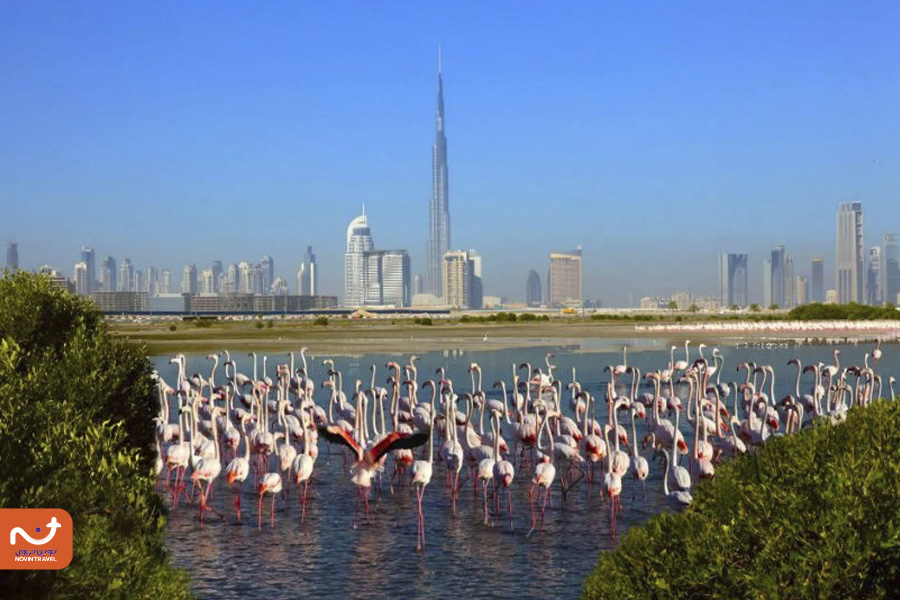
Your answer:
153;341;894;549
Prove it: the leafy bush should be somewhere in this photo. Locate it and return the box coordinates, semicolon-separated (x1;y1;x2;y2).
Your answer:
314;316;329;326
254;320;264;329
413;317;433;326
193;317;215;328
168;324;177;331
0;271;191;599
789;302;900;321
582;400;900;599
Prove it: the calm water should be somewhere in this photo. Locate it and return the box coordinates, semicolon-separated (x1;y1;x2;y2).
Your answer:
153;339;898;599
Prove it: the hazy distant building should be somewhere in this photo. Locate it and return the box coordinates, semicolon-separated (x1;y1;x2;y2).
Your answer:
345;210;375;307
825;289;838;304
526;269;542;307
443;250;474;309
211;261;223;294
200;268;216;295
101;256;117;292
670;292;690;310
238;262;263;295
39;265;73;292
297;246;317;295
427;50;451;298
73;261;89;295
884;234;900;306
381;250;411;307
270;277;288;296
797;276;809;306
718;253;748;307
160;269;172;294
5;242;18;271
836;202;864;303
80;246;96;293
769;245;786;307
90;291;148;312
146;267;159;296
867;246;882;306
811;258;824;303
118;259;133;292
181;263;197;295
133;269;145;295
413;274;423;296
784;253;795;309
468;251;483;309
260;256;274;294
548;247;583;307
763;258;772;307
222;263;238;295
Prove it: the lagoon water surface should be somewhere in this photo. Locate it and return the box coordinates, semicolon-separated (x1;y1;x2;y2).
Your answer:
155;340;896;599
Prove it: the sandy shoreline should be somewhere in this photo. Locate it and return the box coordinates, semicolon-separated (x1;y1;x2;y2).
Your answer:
108;318;900;356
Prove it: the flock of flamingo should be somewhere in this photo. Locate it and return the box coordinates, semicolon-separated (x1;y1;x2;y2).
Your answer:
152;341;894;550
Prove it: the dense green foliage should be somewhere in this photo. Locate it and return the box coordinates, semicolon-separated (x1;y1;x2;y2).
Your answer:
789;302;900;321
0;272;191;599
582;400;900;599
590;313;657;322
458;312;550;323
413;316;434;325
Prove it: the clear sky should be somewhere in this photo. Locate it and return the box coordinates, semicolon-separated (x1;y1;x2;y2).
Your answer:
3;2;900;306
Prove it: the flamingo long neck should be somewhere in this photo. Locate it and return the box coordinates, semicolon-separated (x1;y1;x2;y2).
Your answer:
630;409;639;459
662;451;671;496
793;362;802;397
210;356;218;389
493;414;500;459
671;407;681;465
610;386;620;454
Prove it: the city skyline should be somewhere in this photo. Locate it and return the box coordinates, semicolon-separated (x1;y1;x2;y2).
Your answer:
4;4;900;305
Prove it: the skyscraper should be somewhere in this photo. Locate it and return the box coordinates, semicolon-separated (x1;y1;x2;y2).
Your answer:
381;250;411;307
133;269;145;295
770;245;786;307
297;246;317;295
345;210;375;307
867;246;882;306
427;48;450;298
796;276;809;306
763;258;772;307
80;246;96;293
118;259;133;292
147;267;159;296
211;261;223;294
101;256;117;292
181;263;197;295
548;247;583;307
160;269;172;294
811;258;824;303
526;269;542;307
468;250;483;310
884;234;900;306
836;202;864;304
443;250;474;309
200;268;215;295
5;242;18;271
718;253;748;307
73;261;89;295
784;253;795;308
223;264;238;295
260;256;274;294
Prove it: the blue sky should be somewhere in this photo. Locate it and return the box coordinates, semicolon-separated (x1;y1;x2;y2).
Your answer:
3;2;900;305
